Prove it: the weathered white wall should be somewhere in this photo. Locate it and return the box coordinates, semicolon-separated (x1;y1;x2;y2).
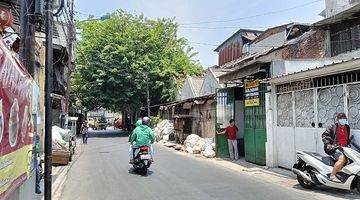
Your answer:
325;0;359;18
180;77;195;100
271;59;344;77
199;70;221;96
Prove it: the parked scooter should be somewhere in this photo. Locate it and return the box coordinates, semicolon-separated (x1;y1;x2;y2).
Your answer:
132;146;152;175
293;136;360;192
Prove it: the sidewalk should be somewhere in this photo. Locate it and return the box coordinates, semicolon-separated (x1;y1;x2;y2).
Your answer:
36;137;85;200
160;142;360;200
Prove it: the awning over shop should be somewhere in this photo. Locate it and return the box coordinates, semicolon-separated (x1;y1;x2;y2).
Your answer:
183;102;193;109
269;58;360;85
219;65;260;84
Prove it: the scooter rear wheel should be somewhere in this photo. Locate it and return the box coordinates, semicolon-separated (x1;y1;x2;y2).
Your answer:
356;177;360;193
296;162;316;189
141;167;148;176
297;175;316;189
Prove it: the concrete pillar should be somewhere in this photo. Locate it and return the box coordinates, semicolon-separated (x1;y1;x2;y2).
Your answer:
265;89;278;167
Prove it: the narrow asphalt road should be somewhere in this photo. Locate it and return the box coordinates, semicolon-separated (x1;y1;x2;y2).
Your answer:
60;130;328;200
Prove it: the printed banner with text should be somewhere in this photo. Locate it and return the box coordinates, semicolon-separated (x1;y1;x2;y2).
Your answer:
0;40;33;199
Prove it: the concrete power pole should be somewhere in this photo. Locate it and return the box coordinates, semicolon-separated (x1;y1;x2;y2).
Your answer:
65;0;75;117
44;0;54;199
146;73;151;117
20;0;36;77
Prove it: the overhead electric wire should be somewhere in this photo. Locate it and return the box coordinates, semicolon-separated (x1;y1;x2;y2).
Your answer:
180;0;322;25
189;38;360;47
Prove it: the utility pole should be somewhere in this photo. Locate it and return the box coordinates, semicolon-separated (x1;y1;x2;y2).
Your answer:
65;0;75;118
44;0;53;199
146;73;150;117
20;0;36;77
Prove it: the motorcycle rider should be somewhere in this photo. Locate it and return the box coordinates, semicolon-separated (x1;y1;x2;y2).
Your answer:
129;117;155;164
322;112;351;183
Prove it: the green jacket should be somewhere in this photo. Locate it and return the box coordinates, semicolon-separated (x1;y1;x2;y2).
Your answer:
130;124;155;146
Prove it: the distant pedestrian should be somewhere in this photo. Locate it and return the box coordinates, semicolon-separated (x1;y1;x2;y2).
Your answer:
225;119;239;160
81;122;88;144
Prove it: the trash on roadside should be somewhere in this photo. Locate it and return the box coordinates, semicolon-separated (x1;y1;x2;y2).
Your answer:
52;126;73;165
154;120;174;142
184;134;215;158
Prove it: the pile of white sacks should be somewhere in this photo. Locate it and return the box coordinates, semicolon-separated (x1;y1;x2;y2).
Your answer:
154;120;174;142
184;134;216;158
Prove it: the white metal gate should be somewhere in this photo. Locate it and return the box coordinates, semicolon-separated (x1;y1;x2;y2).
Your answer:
274;80;360;169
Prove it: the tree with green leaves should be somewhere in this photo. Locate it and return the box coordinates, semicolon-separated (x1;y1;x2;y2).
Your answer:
72;10;202;115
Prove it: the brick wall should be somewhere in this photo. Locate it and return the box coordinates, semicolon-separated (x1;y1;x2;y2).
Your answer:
282;30;326;59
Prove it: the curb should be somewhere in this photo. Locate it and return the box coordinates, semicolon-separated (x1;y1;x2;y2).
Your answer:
52;139;84;200
52;165;70;200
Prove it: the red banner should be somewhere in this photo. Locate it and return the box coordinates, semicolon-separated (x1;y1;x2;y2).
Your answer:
0;39;33;199
0;7;13;28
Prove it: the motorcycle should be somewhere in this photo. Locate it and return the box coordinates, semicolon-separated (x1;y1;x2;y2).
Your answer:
132;146;152;175
293;137;360;192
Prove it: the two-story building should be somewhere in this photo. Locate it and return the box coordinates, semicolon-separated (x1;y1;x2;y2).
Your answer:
265;0;360;169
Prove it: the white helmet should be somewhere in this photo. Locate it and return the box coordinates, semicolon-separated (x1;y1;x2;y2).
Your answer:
142;117;151;126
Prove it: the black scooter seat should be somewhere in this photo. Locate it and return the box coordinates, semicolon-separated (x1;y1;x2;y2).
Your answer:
303;152;335;167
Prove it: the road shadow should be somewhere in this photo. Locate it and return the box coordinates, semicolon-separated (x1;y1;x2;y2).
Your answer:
128;168;154;177
87;129;129;138
292;183;359;199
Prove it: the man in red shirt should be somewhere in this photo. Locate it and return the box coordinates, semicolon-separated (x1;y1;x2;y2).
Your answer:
322;113;350;183
225;119;239;160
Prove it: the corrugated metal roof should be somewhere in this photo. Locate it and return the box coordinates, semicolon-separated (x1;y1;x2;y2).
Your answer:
214;29;263;52
313;3;360;27
268;57;360;84
209;66;232;78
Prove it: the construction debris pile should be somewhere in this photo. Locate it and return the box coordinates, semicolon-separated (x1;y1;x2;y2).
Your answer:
154;120;175;142
184;134;216;158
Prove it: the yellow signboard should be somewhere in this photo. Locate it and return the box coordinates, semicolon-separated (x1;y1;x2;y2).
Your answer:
245;99;260;107
0;145;32;199
245;80;260;107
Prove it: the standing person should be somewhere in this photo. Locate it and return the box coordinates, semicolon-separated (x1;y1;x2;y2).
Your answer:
322;113;351;183
225;119;239;160
81;122;88;144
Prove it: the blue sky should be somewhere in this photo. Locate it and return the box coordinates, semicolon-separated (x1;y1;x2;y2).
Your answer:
74;0;325;68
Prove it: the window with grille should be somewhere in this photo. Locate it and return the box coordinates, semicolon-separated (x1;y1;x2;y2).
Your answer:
331;24;360;56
